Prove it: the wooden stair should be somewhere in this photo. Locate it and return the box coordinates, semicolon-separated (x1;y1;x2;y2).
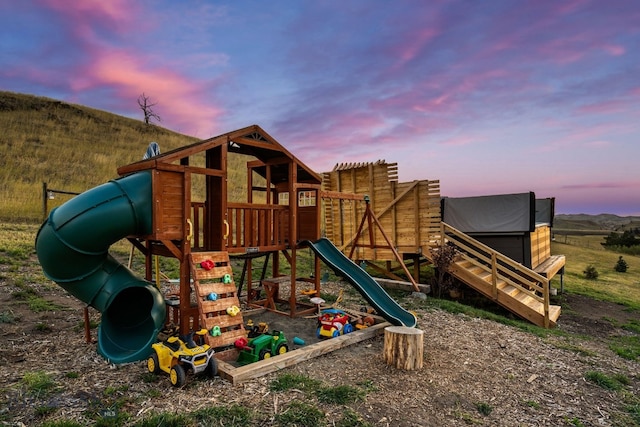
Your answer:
190;252;247;358
435;223;561;328
451;259;561;327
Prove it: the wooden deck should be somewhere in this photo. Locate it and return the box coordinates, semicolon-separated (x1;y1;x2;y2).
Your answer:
534;254;566;279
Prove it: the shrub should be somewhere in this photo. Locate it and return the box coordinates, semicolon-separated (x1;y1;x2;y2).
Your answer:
476;402;493;416
429;242;458;298
615;256;629;273
583;265;599;280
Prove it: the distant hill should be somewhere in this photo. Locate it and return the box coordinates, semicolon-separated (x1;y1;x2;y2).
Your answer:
554;214;640;232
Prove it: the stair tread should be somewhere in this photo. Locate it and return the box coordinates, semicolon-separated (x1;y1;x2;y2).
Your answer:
515;293;536;305
454;260;473;268
499;284;520;296
549;305;562;322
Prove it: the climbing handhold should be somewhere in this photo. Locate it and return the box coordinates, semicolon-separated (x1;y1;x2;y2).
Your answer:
200;260;214;270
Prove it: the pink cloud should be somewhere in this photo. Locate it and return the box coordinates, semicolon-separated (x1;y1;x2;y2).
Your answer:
83;49;225;136
39;0;139;33
536;37;587;64
577;100;626;115
396;28;441;64
439;136;480;147
585;140;611;148
603;44;626;56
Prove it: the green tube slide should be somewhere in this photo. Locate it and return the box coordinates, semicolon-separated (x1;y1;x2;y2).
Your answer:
35;171;166;364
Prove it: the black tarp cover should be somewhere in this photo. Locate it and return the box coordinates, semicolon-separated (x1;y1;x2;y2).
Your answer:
442;192;536;233
535;198;555;226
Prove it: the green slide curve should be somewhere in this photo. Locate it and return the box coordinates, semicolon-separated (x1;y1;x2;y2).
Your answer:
35;171;166;364
300;238;417;328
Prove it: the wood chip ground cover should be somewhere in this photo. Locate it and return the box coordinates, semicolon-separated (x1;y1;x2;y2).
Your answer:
1;264;639;426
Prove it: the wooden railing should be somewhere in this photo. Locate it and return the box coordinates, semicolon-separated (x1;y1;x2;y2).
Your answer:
439;222;551;327
226;203;289;253
191;202;206;250
190;202;290;253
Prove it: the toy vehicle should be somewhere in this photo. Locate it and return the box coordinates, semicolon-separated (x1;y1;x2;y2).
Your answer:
246;319;269;338
236;330;288;365
147;329;217;387
317;308;353;338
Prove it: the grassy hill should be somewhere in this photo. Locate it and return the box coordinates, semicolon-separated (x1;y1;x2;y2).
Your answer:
0;91;249;222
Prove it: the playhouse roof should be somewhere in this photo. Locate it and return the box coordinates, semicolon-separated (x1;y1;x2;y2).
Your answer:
118;124;322;184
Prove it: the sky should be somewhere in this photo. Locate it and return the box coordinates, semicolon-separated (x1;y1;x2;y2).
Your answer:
1;1;639;216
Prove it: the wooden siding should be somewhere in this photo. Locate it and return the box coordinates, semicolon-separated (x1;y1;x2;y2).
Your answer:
530;225;551;269
322;161;441;261
151;170;184;240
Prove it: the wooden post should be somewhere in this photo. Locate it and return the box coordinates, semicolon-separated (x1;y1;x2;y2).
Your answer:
383;326;424;370
42;182;48;221
83;306;91;343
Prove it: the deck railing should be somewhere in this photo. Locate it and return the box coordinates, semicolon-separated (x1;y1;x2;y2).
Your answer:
226;203;289;253
439;222;551;327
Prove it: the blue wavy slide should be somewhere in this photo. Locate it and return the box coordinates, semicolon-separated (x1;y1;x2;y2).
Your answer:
35;171;166;364
300;238;417;327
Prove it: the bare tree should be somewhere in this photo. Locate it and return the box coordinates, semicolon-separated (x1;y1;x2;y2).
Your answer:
137;93;161;125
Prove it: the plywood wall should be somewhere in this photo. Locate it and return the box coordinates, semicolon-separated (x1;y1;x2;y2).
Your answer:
530;225;551;269
321;161;441;261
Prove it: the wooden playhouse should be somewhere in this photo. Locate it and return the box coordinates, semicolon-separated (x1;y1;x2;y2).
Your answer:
117;125;329;360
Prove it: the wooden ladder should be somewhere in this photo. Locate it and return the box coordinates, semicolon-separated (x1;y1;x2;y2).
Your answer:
190;252;247;358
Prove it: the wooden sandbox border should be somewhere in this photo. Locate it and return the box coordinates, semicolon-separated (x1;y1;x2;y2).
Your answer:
215;317;390;384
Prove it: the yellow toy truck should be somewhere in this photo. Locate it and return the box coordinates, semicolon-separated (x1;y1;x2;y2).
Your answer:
147;329;217;387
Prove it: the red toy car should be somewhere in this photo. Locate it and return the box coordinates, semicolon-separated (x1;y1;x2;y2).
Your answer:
316;309;353;338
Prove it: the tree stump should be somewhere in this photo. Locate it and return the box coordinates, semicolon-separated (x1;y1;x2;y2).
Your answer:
383;326;424;370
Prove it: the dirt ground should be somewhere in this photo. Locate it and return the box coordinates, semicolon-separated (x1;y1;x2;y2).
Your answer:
1;261;640;426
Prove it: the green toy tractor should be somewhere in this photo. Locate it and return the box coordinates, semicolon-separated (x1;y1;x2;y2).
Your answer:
236;330;288;365
147;329;217;387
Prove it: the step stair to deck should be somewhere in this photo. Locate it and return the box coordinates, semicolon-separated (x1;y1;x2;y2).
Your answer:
450;257;561;328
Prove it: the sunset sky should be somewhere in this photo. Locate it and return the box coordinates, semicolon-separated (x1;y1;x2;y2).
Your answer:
1;1;639;216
